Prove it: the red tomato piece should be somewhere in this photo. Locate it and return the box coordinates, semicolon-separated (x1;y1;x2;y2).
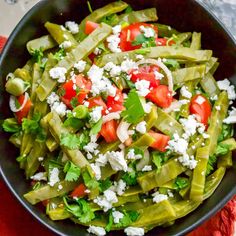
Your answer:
70;184;87;198
88;96;107;114
100;120;119;143
85;21;99;35
155;38;175;46
42;199;49;207
107;88;125;113
130;65;160;88
146;85;173;108
108;103;125;113
190;94;212;127
60;74;91;109
15;94;32;123
148;131;170;152
119;23;158;52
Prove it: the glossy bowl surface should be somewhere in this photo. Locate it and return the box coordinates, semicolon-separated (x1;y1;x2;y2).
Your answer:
0;0;236;235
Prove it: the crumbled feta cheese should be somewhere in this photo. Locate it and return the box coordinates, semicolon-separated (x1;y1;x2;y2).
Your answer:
152;191;168;203
142;165;152;172
84;101;89;107
202;133;210;139
154;70;164;80
135;80;150;97
127;149;142;160
136;54;144;60
87;226;106;236
180;86;192;98
107;151;128;172
217;78;236;100
48;168;60;187
59;41;72;49
112;25;122;34
112;210;124;224
224;107;236;124
167;133;188;154
121;59;138;73
107;34;121;53
140;25;155;38
215;105;221;111
94;47;102;55
124;227;145;236
104;62;121;77
96;153;108;167
197;124;205;134
167;190;174;198
88;64;104;81
74;60;86;72
87;153;93;160
91;163;101;180
38;157;44;162
136;121;147;134
58;184;63;190
90;106;103;123
49;67;67;83
178;153;197;169
94;189;118;212
179;99;189;105
65;21;79;34
30;172;47;181
47;92;67;117
116;179;126;196
143;102;153;113
83;135;99;153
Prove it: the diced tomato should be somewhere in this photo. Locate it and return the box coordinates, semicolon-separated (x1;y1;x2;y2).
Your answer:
155;38;175;46
15;94;32;123
88;52;96;63
85;21;99;35
148;131;170;152
119;23;158;52
190;94;211;127
108;103;125;113
88;96;107;114
100;120;118;143
106;88;125;113
130;65;161;88
42;199;49;207
60;74;91;109
70;184;87;198
146;85;173;108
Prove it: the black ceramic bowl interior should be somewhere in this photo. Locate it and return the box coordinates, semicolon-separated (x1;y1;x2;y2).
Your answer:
0;0;236;235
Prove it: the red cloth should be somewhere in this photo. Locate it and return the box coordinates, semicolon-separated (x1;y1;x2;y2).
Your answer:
0;36;236;236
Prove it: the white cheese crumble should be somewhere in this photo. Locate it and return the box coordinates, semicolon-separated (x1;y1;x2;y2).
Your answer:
115;179;127;196
94;47;102;55
224;107;236;124
202;133;210;139
38;157;44;162
136;121;147;134
217;78;236;100
94;189;118;212
104;62;121;77
47;92;67;117
106;25;122;53
49;67;67;83
135;80;150;97
154;70;164;80
142;165;152;172
180;86;192;98
74;60;86;72
215;105;221;111
65;21;79;34
167;133;188;154
195;96;205;105
112;210;124;224
140;25;155;38
83;135;99;154
59;41;72;49
90;106;103;123
107;151;128;172
96;153;108;167
152;191;168;203
124;227;145;236
87;226;106;236
121;59;138;73
178;153;197;169
48;168;60;187
127;149;142;160
90;163;101;180
112;25;122;34
30;172;47;181
143;102;153;113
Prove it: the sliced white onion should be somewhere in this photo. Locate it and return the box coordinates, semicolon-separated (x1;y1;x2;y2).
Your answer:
102;112;121;123
163;100;182;113
9;92;29;113
137;58;174;94
116;120;131;143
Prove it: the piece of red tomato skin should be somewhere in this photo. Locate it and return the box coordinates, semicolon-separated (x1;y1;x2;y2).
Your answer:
15;94;32;124
70;183;87;198
148;131;170;152
106;88;125;112
60;74;91;109
100;120;119;143
119;22;158;52
146;85;173;108
190;94;212;127
88;96;107;115
85;21;99;35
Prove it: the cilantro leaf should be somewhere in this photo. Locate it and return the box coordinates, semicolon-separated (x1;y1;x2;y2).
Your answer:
115;210;139;227
132;34;156;48
206;155;217;176
121;90;145;124
32;49;43;64
99;178;112;192
100;13;119;26
70;97;79;109
163;59;180;70
82;169;99;189
64;161;81;181
125;5;133;13
22;113;41;134
2;118;21;133
152;152;163;174
215;143;230;156
122;170;137;186
218;124;234;142
63;197;95;223
53;48;66;61
174;177;189;190
90;118;103;136
64;117;84;130
105;210;114;232
16;155;27;163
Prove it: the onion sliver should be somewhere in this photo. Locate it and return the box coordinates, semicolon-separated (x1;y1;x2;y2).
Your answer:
102;112;121;123
117;120;131;143
9;92;29;112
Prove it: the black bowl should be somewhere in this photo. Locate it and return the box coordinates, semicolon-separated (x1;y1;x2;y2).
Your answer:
0;0;236;235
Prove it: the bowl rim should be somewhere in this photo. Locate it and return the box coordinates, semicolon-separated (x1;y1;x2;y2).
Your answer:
0;0;236;236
